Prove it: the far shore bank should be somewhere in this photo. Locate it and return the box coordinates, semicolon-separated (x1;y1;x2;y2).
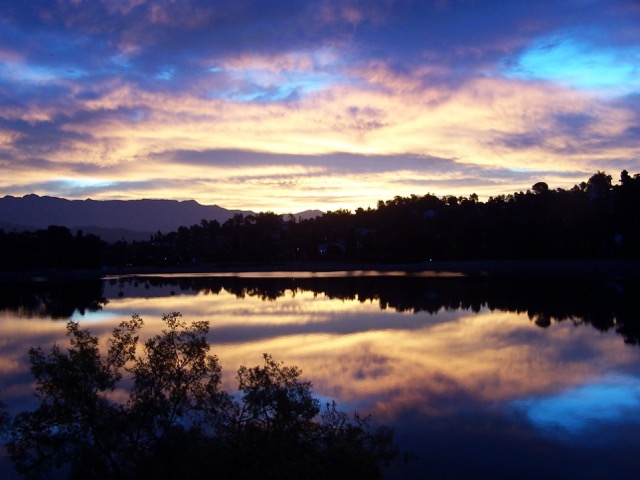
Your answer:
2;259;640;282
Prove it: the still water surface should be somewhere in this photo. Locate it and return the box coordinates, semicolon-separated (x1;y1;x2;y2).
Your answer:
1;272;640;479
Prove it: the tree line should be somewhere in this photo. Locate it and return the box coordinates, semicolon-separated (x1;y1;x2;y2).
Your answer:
2;170;639;270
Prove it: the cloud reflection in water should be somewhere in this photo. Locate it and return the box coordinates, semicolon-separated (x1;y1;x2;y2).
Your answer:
2;275;640;478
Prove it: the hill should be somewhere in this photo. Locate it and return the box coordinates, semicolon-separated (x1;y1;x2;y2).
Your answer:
0;195;257;241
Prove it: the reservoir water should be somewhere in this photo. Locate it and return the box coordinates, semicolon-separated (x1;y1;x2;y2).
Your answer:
1;271;639;479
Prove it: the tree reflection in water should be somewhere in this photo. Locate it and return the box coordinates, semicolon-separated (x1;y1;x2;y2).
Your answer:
61;273;640;345
2;272;640;479
2;273;639;346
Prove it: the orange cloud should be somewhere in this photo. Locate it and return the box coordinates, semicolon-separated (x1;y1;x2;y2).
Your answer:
2;56;638;211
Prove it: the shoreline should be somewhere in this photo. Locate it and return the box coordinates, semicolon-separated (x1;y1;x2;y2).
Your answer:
2;258;640;281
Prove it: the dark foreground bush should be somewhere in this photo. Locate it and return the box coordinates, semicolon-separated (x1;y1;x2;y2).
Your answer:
3;313;399;480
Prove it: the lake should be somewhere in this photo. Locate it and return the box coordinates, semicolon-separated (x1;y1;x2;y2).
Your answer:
1;271;640;479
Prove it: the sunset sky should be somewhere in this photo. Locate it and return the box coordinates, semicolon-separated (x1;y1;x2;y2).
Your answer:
1;0;639;213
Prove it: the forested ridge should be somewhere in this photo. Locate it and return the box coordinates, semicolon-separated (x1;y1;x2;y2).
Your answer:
2;170;639;270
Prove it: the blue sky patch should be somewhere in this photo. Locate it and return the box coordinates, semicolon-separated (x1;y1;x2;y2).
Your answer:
504;33;640;96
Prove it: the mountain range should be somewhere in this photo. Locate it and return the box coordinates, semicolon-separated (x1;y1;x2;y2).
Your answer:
0;195;322;242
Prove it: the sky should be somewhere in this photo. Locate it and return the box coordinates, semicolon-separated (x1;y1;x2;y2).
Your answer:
1;0;639;213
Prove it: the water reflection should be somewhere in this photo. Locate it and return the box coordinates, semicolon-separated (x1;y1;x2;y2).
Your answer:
513;373;640;441
6;274;636;344
1;273;640;478
0;278;106;319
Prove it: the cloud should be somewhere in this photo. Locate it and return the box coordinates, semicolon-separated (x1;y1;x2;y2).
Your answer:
0;0;638;211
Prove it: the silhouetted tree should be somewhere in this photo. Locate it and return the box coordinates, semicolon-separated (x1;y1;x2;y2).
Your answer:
0;401;8;436
531;181;549;195
5;313;398;480
586;171;612;200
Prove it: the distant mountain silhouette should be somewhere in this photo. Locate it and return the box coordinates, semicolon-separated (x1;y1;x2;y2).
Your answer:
0;195;261;241
288;210;324;221
0;195;324;241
